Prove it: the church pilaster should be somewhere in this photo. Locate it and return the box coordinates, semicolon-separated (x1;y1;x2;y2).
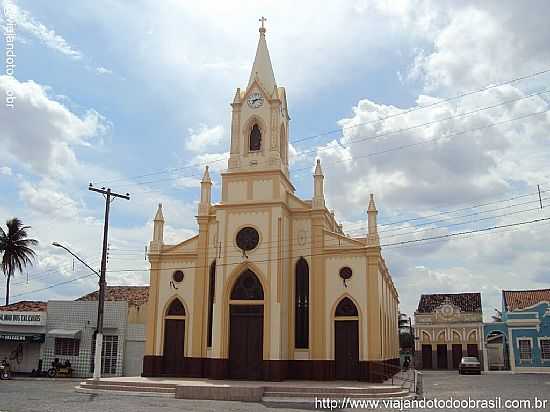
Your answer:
145;255;161;356
310;210;326;359
366;246;382;361
191;215;210;358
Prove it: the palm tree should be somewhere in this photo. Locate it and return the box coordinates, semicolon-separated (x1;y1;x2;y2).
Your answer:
0;218;38;306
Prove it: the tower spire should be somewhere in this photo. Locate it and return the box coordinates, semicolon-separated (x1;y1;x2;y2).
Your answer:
313;159;325;209
248;17;276;92
367;194;379;246
152;203;164;245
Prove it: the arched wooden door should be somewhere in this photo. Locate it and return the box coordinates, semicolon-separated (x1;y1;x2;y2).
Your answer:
163;298;186;376
334;297;359;380
228;269;264;379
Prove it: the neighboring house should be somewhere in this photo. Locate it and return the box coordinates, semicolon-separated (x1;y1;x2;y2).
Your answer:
415;293;483;370
0;301;47;374
0;287;148;377
484;288;550;373
42;299;129;377
73;286;149;377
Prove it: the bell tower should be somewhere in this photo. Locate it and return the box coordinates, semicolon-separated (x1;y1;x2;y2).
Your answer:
227;17;290;177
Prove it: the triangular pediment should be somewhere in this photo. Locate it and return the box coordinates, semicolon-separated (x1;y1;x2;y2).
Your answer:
324;230;366;249
287;193;310;210
163;235;199;255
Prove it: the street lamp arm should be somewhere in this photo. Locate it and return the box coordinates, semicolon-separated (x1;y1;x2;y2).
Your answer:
52;242;100;277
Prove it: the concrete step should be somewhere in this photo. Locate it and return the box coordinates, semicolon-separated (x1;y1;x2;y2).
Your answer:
81;379;177;389
262;384;400;394
79;381;176;394
263;390;409;399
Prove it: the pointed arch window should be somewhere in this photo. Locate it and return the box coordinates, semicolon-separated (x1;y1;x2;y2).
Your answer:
166;298;186;316
295;257;309;348
249;124;262;151
207;260;216;347
335;297;358;317
231;269;264;300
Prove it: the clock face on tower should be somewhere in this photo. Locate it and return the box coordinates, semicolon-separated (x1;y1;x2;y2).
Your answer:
247;92;264;108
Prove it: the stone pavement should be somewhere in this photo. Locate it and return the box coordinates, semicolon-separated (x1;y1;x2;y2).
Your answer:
0;371;549;411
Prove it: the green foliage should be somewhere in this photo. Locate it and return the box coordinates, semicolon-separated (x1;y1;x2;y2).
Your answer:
0;218;38;305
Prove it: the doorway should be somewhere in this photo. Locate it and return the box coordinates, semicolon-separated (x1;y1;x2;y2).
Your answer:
335;320;359;379
452;344;462;369
228;269;264;379
334;297;359;380
229;305;263;379
421;345;432;369
437;344;448;369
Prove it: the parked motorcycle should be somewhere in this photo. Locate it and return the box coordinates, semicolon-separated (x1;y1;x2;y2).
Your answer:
47;358;73;378
0;359;11;380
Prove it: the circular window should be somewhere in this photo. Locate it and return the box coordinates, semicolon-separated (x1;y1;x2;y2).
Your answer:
339;267;353;280
172;270;184;283
236;227;260;251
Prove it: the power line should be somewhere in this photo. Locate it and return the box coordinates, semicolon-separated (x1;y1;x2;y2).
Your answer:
10;272;97;299
96;215;550;274
11;214;550;297
102;184;550;258
96;70;550;187
353;193;550;236
130;101;550;192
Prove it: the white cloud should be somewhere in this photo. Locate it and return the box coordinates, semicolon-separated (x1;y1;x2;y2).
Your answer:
185;124;225;153
2;0;82;59
18;180;79;218
0;166;12;176
406;2;550;92
96;66;113;75
174;176;201;189
192;151;229;173
0;76;108;177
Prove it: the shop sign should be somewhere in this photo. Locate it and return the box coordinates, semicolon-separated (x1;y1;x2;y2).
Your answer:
0;333;45;343
0;311;46;326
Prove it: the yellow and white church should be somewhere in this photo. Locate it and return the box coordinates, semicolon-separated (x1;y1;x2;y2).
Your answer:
143;22;400;382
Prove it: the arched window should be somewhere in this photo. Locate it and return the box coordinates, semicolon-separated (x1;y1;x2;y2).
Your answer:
335;297;358;317
231;269;264;300
249;124;262;151
166;298;186;316
207;260;216;347
295;257;309;348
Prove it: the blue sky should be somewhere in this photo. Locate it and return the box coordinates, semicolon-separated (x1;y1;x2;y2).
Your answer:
1;0;550;319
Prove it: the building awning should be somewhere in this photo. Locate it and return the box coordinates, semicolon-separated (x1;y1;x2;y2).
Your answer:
47;329;81;339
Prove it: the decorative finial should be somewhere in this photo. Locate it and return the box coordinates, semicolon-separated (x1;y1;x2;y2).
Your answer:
259;16;267;34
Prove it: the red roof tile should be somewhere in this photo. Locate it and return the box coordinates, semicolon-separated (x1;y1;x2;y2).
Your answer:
76;286;149;306
503;288;550;311
0;300;47;312
417;293;482;313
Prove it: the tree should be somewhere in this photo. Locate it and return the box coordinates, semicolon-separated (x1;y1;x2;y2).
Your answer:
0;218;38;305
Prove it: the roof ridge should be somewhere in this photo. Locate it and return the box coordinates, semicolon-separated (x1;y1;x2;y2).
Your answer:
503;287;550;292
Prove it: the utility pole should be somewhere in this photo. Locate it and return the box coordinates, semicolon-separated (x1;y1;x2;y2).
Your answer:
88;183;130;380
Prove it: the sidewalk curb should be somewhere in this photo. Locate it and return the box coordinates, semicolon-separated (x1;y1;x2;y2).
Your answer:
11;376;83;382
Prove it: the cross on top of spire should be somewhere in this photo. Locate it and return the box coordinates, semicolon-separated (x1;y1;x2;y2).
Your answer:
259;16;267;33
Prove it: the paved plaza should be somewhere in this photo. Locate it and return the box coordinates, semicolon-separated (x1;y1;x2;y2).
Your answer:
0;372;549;411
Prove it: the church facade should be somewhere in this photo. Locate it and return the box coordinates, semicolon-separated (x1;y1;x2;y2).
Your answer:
142;23;400;382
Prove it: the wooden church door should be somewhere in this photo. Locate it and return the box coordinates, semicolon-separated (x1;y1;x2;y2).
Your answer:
335;320;359;379
228;269;265;379
162;298;186;376
334;297;359;380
